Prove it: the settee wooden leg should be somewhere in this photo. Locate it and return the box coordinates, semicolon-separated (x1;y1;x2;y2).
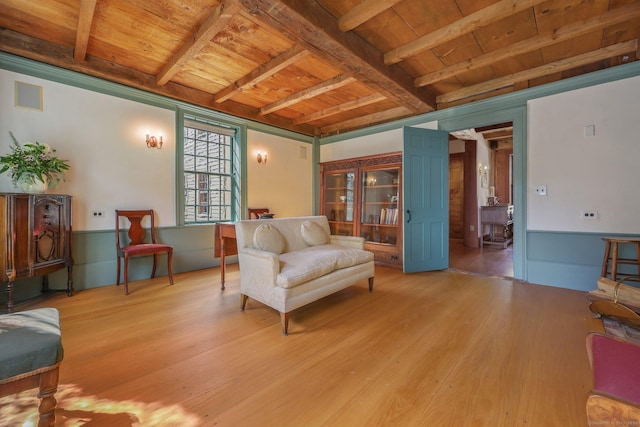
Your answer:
240;294;248;310
280;312;290;336
37;367;59;427
368;277;374;293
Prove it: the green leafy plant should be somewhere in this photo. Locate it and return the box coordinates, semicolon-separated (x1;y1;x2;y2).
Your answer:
0;132;70;187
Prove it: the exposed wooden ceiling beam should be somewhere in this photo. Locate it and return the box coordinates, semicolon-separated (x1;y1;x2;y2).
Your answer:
292;93;386;125
214;44;310;103
260;74;356;115
238;0;436;112
482;131;513;140
0;28;316;136
319;106;411;134
156;0;240;86
415;3;640;87
475;123;512;133
73;0;98;62
438;40;638;104
338;0;402;32
385;0;548;65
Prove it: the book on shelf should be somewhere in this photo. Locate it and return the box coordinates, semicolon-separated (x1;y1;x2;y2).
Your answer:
379;208;398;225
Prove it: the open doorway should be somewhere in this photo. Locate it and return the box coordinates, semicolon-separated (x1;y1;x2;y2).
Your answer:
448;123;514;278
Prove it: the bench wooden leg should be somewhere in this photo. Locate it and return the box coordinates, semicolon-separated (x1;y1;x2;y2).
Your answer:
240;294;248;310
368;277;374;293
37;367;59;427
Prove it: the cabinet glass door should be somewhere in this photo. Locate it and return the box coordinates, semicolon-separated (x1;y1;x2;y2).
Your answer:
324;171;355;236
360;167;400;245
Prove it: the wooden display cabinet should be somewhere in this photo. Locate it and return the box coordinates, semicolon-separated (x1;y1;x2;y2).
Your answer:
0;193;74;312
321;152;402;268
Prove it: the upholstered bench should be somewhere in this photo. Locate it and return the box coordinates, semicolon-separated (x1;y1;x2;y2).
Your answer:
0;308;64;426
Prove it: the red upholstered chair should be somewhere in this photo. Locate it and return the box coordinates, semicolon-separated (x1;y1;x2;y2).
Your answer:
115;209;174;295
585;332;640;424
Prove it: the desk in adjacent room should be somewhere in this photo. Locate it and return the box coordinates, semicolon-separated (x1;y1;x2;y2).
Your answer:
214;222;237;290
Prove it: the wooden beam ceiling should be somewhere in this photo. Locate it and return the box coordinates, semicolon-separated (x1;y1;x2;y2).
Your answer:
237;0;437;113
0;28;317;135
292;93;387;125
156;0;240;86
415;3;640;88
338;0;402;32
1;0;638;137
73;0;98;62
259;74;356;115
438;39;638;104
214;44;311;103
384;0;549;65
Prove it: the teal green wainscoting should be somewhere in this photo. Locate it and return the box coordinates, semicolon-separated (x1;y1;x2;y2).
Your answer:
526;231;640;292
1;225;229;306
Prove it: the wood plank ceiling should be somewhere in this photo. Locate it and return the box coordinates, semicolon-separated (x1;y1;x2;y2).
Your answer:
1;0;639;137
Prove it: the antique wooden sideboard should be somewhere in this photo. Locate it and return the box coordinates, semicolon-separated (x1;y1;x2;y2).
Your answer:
0;193;74;312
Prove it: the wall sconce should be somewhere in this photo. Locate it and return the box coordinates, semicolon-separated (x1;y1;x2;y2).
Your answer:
257;151;267;164
479;164;488;188
146;131;163;149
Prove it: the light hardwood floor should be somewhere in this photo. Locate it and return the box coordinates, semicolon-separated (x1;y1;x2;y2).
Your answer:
449;238;514;278
1;265;601;426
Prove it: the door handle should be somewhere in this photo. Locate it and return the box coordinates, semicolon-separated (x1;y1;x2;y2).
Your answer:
406;209;411;223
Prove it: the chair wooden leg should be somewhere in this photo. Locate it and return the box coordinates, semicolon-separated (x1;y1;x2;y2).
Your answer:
240;294;248;310
151;254;158;279
368;277;374;293
124;255;130;295
116;256;121;286
167;249;174;285
280;312;290;336
37;367;59;427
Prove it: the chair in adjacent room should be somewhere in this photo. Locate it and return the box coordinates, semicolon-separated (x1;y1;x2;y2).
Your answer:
248;207;271;219
115;209;174;295
0;308;64;427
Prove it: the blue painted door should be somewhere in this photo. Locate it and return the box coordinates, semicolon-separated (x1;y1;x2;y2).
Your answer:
403;126;450;273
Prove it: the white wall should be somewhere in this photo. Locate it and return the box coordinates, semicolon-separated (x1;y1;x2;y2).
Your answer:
0;70;314;230
320;121;438;162
0;70;176;230
246;130;313;217
527;75;640;233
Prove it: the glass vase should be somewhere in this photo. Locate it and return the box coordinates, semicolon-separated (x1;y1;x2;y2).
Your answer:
17;173;49;194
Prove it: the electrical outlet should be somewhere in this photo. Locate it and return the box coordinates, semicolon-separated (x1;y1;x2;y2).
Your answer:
580;210;599;220
535;185;547;196
92;210;105;217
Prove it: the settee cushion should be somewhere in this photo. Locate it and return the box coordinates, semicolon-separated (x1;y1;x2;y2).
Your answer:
277;244;374;289
253;223;285;254
301;220;329;246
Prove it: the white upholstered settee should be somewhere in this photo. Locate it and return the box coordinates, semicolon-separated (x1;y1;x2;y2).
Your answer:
235;216;375;335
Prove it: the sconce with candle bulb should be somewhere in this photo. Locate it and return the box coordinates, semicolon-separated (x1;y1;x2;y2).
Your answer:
146;131;163;149
257;151;267;164
478;164;489;188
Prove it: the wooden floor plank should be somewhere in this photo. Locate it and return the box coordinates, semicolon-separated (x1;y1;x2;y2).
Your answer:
1;265;598;426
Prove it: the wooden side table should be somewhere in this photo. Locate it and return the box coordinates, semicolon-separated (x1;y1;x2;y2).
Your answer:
601;237;640;282
214;222;237;290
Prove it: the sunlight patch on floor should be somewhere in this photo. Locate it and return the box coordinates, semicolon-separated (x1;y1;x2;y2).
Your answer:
0;384;202;426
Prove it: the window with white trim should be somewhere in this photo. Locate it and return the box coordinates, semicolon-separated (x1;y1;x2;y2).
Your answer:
183;118;237;224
